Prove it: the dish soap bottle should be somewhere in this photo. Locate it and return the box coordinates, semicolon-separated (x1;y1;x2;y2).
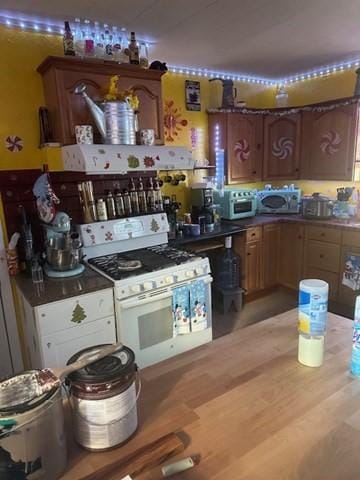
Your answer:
350;296;360;376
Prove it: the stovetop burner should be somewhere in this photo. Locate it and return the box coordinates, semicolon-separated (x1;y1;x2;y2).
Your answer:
88;245;199;281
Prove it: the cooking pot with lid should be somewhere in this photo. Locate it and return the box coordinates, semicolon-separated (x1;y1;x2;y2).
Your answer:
301;193;334;219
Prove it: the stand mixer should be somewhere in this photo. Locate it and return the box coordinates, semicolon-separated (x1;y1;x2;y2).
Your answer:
43;212;85;278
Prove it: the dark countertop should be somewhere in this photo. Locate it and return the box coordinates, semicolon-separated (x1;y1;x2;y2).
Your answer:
15;266;113;308
226;213;360;231
168;221;247;246
169;214;360;247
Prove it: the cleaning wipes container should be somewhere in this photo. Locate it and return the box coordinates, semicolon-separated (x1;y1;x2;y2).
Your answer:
298;279;329;367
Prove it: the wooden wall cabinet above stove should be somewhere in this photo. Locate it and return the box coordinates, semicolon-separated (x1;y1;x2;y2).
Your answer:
37;56;165;146
208;98;360;183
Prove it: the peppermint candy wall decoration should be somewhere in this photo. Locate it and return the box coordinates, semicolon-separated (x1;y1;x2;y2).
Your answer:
320;130;341;155
234;139;250;162
5;135;23;152
272;137;294;160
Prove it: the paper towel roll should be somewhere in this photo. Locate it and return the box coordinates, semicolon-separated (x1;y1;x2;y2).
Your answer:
298;333;324;367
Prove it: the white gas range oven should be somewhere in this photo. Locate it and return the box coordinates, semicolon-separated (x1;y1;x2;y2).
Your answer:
78;213;212;368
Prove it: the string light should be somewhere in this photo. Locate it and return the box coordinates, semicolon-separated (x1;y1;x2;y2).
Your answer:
1;13;359;86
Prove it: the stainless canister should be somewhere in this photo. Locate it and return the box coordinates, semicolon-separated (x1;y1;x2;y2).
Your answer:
301;193;334;219
0;374;67;480
103;101;136;145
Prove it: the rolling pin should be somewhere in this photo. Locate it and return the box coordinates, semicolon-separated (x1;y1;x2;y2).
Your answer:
79;432;185;480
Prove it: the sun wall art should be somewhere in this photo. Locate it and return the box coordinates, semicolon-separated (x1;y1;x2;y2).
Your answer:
163;100;188;142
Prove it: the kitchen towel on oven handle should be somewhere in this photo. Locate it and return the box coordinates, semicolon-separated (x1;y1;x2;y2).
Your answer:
189;279;208;332
172;284;191;336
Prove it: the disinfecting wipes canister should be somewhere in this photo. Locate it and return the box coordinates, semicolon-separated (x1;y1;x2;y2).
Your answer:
298;279;329;335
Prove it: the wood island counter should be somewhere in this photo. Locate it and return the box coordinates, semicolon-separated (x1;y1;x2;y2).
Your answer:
61;309;360;480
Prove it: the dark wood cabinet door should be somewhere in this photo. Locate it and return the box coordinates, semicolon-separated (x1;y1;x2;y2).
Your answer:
38;56;164;146
302;104;358;180
208;113;227;167
263;224;280;288
227;114;263;183
263;114;301;180
279;224;304;290
245;241;263;293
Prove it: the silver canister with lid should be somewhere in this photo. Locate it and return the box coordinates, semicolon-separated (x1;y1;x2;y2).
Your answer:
301;193;334;219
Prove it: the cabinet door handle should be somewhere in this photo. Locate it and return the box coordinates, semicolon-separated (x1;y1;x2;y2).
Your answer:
252;170;257;175
320;254;324;259
247;252;251;256
47;342;51;348
321;232;325;237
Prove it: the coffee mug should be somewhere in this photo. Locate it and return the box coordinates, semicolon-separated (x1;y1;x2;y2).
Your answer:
139;128;155;146
75;125;93;144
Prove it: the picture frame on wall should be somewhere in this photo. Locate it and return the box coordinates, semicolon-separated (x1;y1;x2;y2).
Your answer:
185;80;201;111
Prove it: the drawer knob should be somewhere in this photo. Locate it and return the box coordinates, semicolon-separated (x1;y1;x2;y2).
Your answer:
47;342;51;348
321;233;325;237
320;254;324;258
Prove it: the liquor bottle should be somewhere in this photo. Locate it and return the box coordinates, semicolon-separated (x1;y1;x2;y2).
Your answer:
105;190;116;219
129;178;140;215
103;24;113;58
94;21;104;58
147;177;156;212
83;19;94;57
96;198;108;221
114;189;125;217
128;31;139;65
123;189;132;216
73;18;84;56
137;177;147;214
63;21;75;56
154;178;163;212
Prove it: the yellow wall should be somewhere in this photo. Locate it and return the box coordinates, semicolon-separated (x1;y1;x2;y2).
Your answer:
0;25;359;202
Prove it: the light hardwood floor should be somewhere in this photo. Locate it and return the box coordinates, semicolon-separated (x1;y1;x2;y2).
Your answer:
61;309;358;480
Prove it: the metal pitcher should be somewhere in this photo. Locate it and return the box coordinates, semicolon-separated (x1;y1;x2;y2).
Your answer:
74;84;136;145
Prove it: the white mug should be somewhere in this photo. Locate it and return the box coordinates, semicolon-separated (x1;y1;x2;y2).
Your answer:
75;125;93;144
139;128;155;146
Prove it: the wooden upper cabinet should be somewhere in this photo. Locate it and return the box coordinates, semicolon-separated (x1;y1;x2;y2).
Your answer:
263;114;301;180
301;103;359;180
208;113;227;167
37;56;165;145
226;113;263;183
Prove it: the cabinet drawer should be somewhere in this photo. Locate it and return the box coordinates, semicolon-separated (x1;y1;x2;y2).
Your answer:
40;316;116;369
342;230;360;247
306;240;340;273
306;225;341;244
304;267;339;301
246;227;262;243
36;288;114;336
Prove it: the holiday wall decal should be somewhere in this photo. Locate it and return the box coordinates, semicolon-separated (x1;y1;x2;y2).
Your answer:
272;137;294;159
234;139;250;162
5;135;23;152
320;130;342;155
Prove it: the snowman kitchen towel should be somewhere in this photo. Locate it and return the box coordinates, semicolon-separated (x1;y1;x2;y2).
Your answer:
172;285;191;335
190;280;208;332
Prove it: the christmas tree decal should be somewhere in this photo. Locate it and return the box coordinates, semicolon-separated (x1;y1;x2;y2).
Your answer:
150;218;160;232
71;303;87;324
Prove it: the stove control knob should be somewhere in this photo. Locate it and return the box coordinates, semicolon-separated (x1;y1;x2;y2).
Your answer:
195;267;204;275
165;276;174;284
185;270;195;278
143;281;153;290
130;284;142;293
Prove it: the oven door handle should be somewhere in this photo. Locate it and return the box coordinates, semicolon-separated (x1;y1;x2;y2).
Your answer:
117;288;173;309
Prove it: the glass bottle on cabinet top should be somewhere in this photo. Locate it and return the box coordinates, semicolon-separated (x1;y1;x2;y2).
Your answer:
94;21;104;58
128;31;139;65
83;19;95;57
63;21;75;56
103;24;113;58
73;18;84;56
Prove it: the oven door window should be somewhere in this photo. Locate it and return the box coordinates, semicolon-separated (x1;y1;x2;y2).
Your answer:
233;200;253;214
138;306;173;349
262;195;287;209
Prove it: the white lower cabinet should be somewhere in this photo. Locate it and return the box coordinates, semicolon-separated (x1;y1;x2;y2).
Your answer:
40;316;116;368
18;287;116;369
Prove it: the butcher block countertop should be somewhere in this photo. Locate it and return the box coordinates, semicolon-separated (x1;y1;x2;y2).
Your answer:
61;309;360;480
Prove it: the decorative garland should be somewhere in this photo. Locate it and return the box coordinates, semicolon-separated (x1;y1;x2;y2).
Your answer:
207;97;360;116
